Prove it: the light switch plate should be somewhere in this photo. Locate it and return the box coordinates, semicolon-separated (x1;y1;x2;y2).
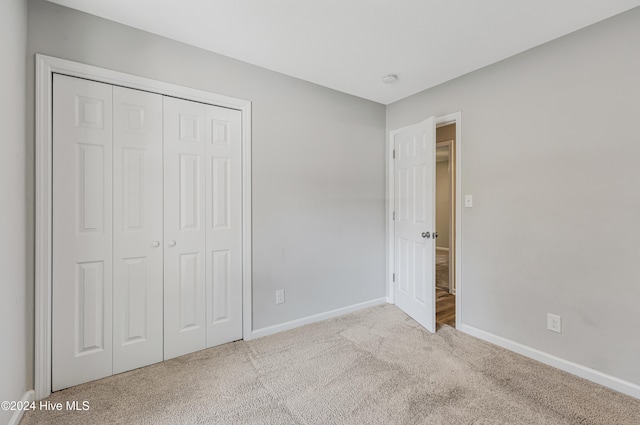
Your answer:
465;195;473;207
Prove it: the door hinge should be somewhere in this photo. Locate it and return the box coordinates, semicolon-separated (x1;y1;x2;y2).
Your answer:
393;150;396;159
392;211;395;220
393;273;395;282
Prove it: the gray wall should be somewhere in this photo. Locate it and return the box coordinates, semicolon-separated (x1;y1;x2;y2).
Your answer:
26;0;386;342
388;7;640;385
1;0;28;423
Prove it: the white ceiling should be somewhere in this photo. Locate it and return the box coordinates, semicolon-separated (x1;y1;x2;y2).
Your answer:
46;0;640;105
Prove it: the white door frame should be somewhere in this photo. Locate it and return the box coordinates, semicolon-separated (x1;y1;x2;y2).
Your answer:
386;112;462;327
35;54;253;400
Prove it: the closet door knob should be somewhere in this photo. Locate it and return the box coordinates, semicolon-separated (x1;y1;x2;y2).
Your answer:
152;241;160;248
168;240;177;247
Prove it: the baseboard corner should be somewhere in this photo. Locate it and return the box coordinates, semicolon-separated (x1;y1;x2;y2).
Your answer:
8;390;35;425
457;323;640;400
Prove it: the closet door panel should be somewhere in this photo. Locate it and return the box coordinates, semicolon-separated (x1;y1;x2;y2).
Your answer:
112;86;164;373
205;106;243;347
52;74;113;391
163;97;207;359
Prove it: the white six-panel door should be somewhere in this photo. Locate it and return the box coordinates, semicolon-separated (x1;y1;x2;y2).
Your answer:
52;75;114;390
163;97;208;360
205;105;243;347
112;87;164;373
394;117;437;333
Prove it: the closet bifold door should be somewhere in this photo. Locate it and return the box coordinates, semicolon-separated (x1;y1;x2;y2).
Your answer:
52;75;114;391
163;97;207;359
205;105;243;347
112;87;164;374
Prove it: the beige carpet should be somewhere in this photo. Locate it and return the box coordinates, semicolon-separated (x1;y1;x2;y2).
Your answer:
23;305;640;425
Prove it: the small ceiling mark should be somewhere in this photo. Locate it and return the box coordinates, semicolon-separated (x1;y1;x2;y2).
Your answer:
382;74;399;84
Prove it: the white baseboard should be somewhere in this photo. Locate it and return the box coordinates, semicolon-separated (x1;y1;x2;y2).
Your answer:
458;323;640;399
8;390;34;425
249;298;388;340
436;247;449;252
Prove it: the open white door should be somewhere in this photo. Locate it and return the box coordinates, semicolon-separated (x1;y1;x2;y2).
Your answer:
394;117;436;333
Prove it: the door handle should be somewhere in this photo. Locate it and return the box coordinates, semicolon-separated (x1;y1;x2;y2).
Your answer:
421;231;430;239
168;240;177;247
433;232;439;239
151;241;160;248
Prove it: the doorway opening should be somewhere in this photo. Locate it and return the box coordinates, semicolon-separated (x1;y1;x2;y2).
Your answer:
435;123;456;329
387;111;462;334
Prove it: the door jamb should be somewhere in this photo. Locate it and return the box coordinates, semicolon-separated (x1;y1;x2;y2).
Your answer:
35;54;253;400
386;112;462;326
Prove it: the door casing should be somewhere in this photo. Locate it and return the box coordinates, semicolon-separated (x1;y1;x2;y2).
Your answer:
35;54;253;400
386;112;462;328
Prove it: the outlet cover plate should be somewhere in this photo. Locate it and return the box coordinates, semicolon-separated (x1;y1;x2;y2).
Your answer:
547;313;562;333
276;289;285;305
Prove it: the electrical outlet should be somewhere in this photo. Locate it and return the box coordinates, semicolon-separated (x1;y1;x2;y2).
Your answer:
275;289;285;305
547;313;562;334
465;195;473;207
